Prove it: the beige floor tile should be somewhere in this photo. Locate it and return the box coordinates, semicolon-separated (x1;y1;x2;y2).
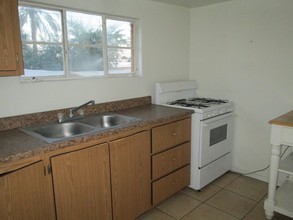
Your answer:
211;171;241;188
206;189;257;219
258;195;268;215
181;203;238;220
261;195;267;204
225;175;268;201
180;185;221;202
243;203;293;220
136;208;175;220
243;203;267;220
157;193;201;219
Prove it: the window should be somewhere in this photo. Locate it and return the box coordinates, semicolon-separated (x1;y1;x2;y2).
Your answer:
18;3;138;80
209;124;227;146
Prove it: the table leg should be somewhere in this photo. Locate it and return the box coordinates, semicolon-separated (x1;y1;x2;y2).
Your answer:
264;144;281;219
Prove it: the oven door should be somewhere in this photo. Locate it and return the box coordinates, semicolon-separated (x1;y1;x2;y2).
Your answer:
199;112;233;167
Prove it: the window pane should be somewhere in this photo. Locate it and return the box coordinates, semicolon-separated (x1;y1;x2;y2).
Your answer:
68;46;104;77
108;48;132;74
107;20;131;47
19;6;62;42
22;44;64;76
67;11;102;45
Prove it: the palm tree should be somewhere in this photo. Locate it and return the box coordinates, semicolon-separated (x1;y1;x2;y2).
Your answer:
18;6;60;52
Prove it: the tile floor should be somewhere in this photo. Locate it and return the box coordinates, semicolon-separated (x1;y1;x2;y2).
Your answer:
137;172;293;220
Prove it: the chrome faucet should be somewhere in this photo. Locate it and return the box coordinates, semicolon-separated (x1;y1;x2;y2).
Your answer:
69;100;95;118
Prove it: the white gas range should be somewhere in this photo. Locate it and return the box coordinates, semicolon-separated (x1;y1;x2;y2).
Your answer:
155;80;234;190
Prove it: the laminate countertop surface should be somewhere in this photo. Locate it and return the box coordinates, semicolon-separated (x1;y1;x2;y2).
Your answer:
0;104;193;164
269;110;293;127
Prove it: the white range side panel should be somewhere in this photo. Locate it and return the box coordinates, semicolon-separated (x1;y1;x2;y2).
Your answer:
155;80;197;104
189;113;201;190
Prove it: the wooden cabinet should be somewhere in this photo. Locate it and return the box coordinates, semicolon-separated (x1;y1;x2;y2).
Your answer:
0;0;24;76
0;161;55;220
151;118;191;205
0;116;192;219
152;142;190;180
152;165;190;205
50;143;112;220
110;131;151;220
152;118;191;153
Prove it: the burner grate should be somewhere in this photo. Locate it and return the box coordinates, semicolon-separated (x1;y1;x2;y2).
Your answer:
167;97;228;109
188;97;228;104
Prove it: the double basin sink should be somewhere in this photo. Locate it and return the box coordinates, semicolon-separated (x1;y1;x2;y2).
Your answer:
21;113;141;143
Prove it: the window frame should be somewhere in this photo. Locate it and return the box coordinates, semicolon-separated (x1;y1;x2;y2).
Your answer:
18;2;139;82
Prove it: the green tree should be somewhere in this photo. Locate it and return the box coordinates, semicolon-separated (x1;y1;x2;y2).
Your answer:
107;24;129;69
18;6;60;52
67;18;129;72
66;18;104;71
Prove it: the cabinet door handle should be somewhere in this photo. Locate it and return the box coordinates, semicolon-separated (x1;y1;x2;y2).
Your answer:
16;54;19;64
47;164;52;174
172;132;176;136
172;158;176;161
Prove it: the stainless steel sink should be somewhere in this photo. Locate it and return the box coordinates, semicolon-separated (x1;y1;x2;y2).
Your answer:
21;113;140;143
79;113;140;128
21;122;95;143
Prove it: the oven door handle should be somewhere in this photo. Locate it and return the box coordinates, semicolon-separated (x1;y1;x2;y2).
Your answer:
202;112;234;126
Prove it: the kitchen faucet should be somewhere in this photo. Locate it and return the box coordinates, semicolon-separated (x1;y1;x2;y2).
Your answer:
69;100;95;118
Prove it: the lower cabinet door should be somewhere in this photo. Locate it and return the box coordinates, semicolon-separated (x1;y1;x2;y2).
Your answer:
51;143;112;220
110;131;151;220
0;161;55;220
152;165;190;205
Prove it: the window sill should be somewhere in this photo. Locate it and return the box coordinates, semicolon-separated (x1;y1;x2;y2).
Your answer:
19;73;140;83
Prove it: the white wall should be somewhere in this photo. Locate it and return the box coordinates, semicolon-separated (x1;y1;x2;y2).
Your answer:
190;0;293;181
0;0;190;117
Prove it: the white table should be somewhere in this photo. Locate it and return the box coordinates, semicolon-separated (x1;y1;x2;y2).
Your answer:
264;111;293;219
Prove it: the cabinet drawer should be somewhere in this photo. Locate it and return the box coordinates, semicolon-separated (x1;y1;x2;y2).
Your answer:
152;142;190;180
152;165;190;205
152;118;191;153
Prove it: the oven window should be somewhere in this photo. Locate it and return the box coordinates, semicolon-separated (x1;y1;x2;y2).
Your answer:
210;124;227;146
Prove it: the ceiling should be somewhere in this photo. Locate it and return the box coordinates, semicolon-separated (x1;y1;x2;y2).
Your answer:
149;0;233;8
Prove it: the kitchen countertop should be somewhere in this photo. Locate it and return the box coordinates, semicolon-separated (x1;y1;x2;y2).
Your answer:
269;110;293;127
0;103;193;164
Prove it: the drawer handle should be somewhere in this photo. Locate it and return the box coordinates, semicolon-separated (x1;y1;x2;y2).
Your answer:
172;132;177;136
172;158;176;161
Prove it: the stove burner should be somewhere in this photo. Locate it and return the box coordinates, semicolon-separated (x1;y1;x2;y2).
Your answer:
166;99;187;105
167;97;229;109
184;103;210;109
188;97;229;104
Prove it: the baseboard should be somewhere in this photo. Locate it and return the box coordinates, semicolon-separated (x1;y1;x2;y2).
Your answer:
231;167;269;183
